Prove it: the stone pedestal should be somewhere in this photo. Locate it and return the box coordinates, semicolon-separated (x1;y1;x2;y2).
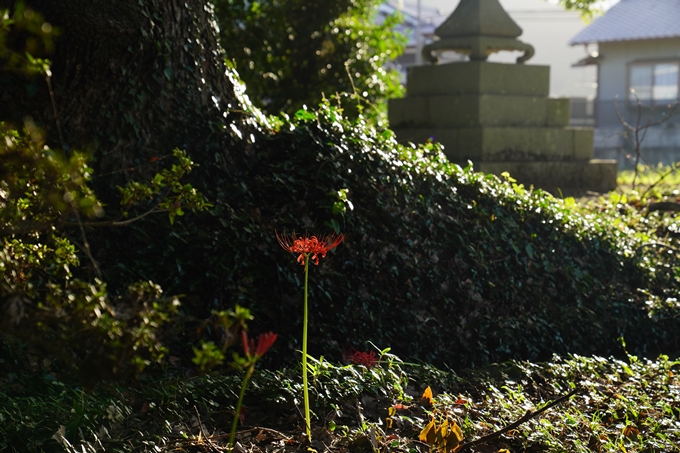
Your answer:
389;61;617;195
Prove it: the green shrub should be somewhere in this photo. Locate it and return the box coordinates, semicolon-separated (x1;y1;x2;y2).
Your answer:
0;124;209;383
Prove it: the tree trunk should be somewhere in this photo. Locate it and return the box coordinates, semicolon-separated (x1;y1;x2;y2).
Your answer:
0;0;242;177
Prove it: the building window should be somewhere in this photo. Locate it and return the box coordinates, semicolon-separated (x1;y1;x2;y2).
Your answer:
629;62;679;102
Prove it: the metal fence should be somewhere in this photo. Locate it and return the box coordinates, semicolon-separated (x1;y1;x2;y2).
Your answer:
569;97;595;127
568;98;680;168
569;98;680;128
593;99;680;129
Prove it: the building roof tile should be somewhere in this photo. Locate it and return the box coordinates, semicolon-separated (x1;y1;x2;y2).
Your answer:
570;0;680;45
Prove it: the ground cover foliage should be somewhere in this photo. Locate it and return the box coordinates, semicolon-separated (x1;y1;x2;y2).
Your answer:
2;350;679;452
2;90;680;376
91;95;680;369
4;96;680;450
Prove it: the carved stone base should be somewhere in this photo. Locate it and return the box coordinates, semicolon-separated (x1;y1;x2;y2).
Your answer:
478;160;617;196
388;60;618;195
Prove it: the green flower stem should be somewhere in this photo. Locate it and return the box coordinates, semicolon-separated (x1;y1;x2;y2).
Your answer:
228;365;254;451
302;255;311;441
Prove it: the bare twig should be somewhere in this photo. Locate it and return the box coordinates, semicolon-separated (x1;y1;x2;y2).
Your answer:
2;196;173;238
45;69;66;151
68;197;102;280
345;61;363;115
193;405;221;453
635;242;680;255
63;187;173;227
457;387;581;452
614;94;680;189
403;438;432;452
212;427;293;442
64;206;169;227
647;201;680;214
640;162;680;199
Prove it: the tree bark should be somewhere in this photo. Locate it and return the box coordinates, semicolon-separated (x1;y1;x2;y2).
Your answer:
0;0;243;177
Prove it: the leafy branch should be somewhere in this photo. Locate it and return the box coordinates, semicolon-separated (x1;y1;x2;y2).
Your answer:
76;149;211;227
1;133;210;237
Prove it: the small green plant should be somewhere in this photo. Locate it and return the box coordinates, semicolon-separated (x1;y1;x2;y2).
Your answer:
277;231;345;441
187;307;278;451
192;305;254;373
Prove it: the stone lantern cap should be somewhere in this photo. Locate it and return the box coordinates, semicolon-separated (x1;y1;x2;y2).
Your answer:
423;0;535;64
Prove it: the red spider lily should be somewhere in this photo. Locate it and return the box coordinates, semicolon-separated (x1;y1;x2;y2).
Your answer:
344;349;378;368
229;332;277;450
241;331;277;360
276;231;346;265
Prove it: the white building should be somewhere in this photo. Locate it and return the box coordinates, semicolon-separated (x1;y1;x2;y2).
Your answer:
570;0;680;168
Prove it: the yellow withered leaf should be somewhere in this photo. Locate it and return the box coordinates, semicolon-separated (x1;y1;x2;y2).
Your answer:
422;386;434;405
436;419;449;453
419;418;436;443
443;419;464;451
451;420;463;442
420;417;464;452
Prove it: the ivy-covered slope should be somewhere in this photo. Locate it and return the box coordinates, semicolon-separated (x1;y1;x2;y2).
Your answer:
95;95;679;369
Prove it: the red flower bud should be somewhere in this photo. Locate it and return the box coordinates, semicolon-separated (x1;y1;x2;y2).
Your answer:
242;331;277;360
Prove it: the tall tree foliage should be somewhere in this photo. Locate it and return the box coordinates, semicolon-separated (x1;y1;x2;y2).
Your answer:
214;0;406;124
557;0;606;21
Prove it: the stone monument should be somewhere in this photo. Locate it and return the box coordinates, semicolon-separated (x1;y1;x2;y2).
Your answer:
388;0;617;195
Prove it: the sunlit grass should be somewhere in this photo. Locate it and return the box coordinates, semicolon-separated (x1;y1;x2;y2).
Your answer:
2;353;679;452
616;165;680;200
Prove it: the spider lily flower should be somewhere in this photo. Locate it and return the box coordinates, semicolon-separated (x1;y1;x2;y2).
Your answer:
276;230;345;442
241;331;277;360
276;231;346;265
344;349;378;368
